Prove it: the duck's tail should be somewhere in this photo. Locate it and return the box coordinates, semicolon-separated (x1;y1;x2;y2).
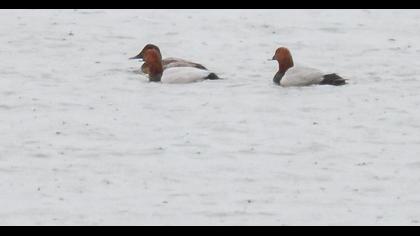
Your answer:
320;73;347;86
205;73;221;80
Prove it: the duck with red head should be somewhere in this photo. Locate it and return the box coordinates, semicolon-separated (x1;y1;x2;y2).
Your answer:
130;44;207;74
142;48;220;84
271;47;347;87
142;48;163;82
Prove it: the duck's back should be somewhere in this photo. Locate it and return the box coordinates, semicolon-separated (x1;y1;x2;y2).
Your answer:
161;67;213;84
281;66;324;87
163;57;207;70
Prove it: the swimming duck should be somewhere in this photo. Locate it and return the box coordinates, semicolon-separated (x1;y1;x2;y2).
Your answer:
130;44;207;74
142;48;220;83
271;47;347;87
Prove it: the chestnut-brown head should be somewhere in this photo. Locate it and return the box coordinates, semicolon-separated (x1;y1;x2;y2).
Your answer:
143;48;163;82
130;44;162;60
272;47;294;74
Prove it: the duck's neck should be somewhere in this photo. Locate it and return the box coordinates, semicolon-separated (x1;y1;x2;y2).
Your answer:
148;62;163;82
273;71;285;85
274;62;293;85
279;63;292;74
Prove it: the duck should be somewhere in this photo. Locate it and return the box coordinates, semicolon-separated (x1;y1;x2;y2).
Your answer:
271;47;347;87
141;48;220;83
130;44;207;74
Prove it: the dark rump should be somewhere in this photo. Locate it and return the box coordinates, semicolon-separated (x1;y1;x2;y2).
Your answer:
205;73;220;80
320;73;347;86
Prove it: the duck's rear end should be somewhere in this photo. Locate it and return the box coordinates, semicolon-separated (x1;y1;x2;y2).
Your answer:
320;73;347;86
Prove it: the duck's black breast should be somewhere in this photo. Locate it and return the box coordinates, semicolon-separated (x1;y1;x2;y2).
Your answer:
273;72;285;85
149;73;162;82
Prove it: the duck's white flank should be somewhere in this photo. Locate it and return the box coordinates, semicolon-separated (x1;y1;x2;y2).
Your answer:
280;66;325;87
161;67;213;84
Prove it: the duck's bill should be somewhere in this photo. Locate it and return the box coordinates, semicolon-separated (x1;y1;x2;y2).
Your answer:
129;54;143;60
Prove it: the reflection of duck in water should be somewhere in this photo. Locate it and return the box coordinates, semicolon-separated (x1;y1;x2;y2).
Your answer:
130;44;207;74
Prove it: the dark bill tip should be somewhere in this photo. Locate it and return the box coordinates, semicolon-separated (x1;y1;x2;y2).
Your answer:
129;54;143;60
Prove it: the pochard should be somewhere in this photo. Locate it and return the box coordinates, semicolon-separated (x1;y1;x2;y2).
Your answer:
142;48;220;83
271;47;347;87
